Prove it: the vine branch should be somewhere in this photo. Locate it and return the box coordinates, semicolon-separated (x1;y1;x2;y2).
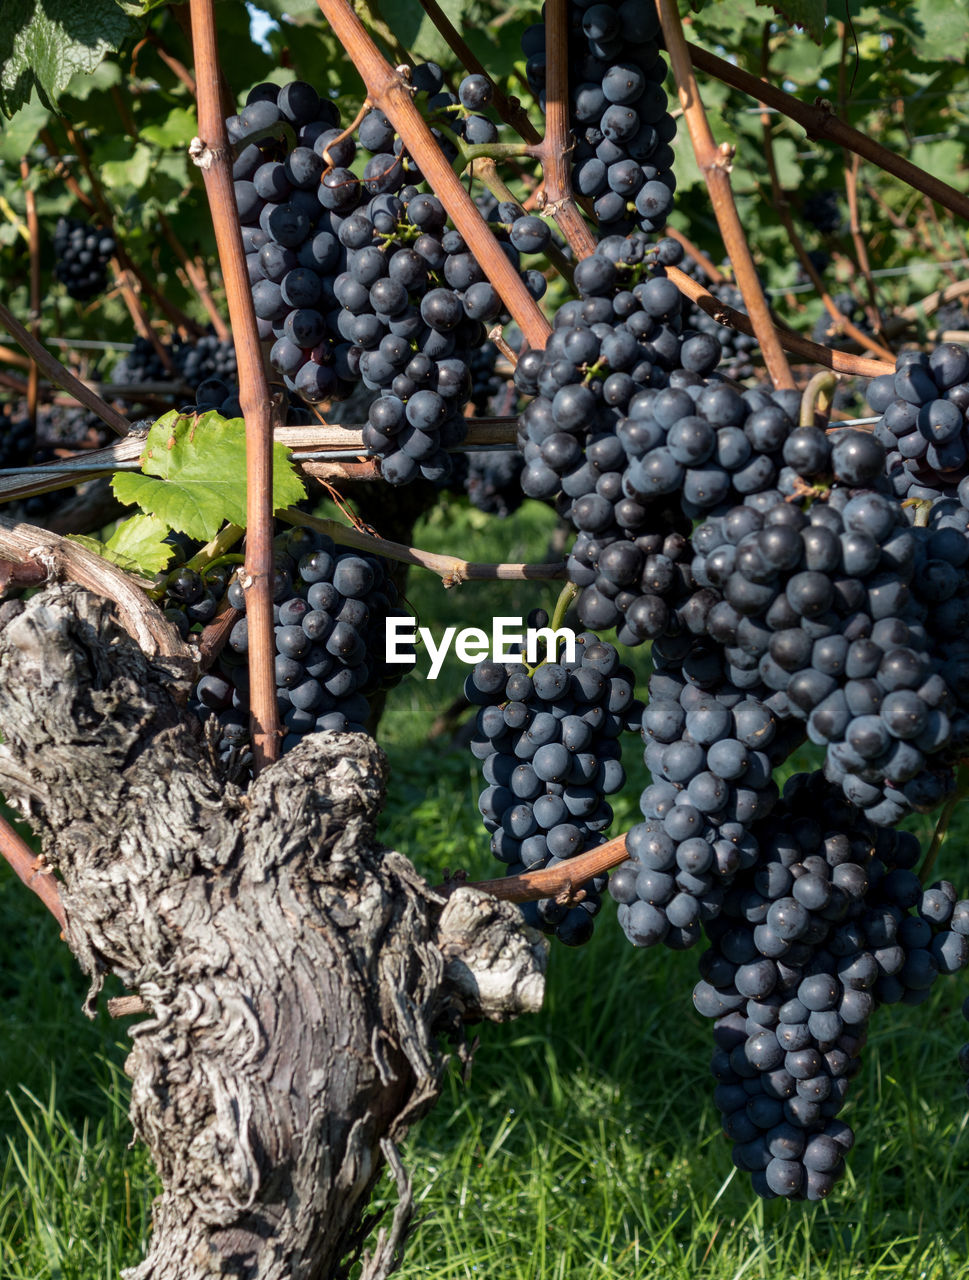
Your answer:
538;0;597;260
0;301;132;437
0;812;66;931
456;830;629;903
688;41;969;225
188;0;281;771
279;509;567;584
668;266;895;378
658;0;794;390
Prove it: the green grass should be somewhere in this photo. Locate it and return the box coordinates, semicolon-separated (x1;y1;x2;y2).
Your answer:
3;498;969;1278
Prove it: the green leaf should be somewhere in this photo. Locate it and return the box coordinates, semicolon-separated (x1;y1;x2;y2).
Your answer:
67;514;175;576
0;96;49;162
139;106;197;150
761;0;826;44
100;141;153;189
0;0;136;118
110;410;306;541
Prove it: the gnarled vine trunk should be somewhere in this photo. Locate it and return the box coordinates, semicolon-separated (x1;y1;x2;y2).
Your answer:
0;585;546;1279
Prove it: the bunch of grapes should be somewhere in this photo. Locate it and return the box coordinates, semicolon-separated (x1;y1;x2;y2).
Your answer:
160;524;412;772
869;343;969;501
522;0;677;239
467;626;638;944
802;189;843;235
692;771;968;1201
173;332;238;388
53;217;116;300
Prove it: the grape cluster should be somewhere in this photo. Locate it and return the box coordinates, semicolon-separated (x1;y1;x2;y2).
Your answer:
173;332;238;388
175;524;411;768
445;342;526;518
610;643;787;950
811;290;874;352
514;233;801;643
869;343;969;501
692;771;968;1200
802;189;843;235
231;78;540;483
53;217;116;300
0;402;36;469
467;628;637;944
111;337;174;393
934;299;969;336
523;0;677;239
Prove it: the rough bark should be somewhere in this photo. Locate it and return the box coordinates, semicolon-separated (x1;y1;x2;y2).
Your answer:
0;585;546;1280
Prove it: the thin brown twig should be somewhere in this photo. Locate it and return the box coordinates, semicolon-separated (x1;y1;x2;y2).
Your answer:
900;277;969;323
0;370;28;395
280;509;567;584
158;210;230;341
0;344;31;370
317;0;552;351
843;153;884;339
0;301;131;436
144;30;198;96
0;812;66;931
659;0;795;390
756;40;894;362
668;266;894;378
457;831;629;903
662;225;724;283
688;40;969;225
412;0;542;145
189;0;281;771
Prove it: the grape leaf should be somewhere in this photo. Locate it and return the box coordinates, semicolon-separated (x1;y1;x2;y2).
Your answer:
67;513;175;577
0;0;135;117
111;411;306;541
761;0;826;43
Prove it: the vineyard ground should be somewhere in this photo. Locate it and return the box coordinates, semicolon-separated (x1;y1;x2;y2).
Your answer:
1;501;968;1280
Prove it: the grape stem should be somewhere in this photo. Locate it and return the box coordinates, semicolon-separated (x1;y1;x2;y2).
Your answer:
0;301;131;437
688;41;969;226
756;41;895;364
657;0;795;391
278;508;568;585
446;830;629;904
184;522;246;573
799;370;838;429
918;764;969;885
667;266;895;378
188;0;282;772
316;0;553;351
0;812;66;931
550;579;578;632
